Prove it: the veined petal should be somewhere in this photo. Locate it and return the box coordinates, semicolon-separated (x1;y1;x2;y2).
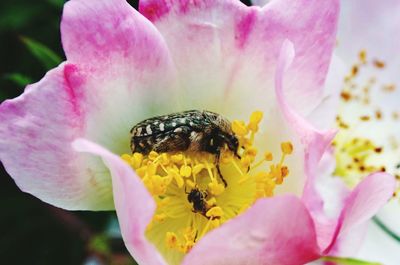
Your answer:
139;0;339;118
72;139;167;265
0;0;177;210
182;196;320;265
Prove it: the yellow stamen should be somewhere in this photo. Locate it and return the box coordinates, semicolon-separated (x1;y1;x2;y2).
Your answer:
121;111;294;264
232;120;248;136
248;110;263;132
180;165;192;178
281;142;294;155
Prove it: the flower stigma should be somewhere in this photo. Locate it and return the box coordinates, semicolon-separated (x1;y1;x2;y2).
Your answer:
121;111;293;264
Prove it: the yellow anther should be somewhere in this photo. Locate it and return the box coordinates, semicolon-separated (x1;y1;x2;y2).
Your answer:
146;163;157;176
171;154;184;163
359;49;367;64
132;153;144;168
232;120;248;136
281;166;289;178
166;232;178;249
149;151;159;160
136;166;147;178
159;153;169;165
250;111;263;124
240;155;252;168
264;152;273;161
206;197;217;207
241;138;253;149
281;142;293;155
180;165;192;178
208;178;225;196
245;147;258;157
121;154;133;165
206;206;223;218
271;165;284;184
248;111;263;132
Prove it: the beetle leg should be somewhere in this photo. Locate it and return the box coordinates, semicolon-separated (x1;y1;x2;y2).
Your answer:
215;149;228;187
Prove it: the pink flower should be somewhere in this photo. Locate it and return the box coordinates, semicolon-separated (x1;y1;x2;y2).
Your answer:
328;0;400;263
0;0;395;264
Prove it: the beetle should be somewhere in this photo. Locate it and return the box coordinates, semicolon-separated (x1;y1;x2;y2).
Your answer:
187;188;208;216
130;110;240;186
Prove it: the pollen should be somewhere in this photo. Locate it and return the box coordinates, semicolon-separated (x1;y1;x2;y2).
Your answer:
334;48;400;193
333;135;386;187
121;111;294;264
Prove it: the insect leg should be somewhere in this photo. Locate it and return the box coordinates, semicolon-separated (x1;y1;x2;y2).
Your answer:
214;149;228;187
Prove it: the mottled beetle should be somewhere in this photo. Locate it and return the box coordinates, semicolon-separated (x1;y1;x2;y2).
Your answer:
130;110;240;186
187;188;209;216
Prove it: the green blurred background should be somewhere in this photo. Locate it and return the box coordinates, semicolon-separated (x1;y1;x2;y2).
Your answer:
0;0;252;264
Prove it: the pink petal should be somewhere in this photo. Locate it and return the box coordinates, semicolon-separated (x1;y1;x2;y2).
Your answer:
338;0;400;69
337;0;400;237
323;172;396;254
72;138;167;265
139;0;339;117
62;0;173;71
61;0;178;153
182;196;320;265
0;0;177;210
274;40;337;214
0;64;113;210
306;54;346;131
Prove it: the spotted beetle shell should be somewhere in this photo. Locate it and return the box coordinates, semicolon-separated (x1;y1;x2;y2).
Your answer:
130;110;234;155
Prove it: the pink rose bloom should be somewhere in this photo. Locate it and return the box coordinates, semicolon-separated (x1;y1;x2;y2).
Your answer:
253;0;400;264
334;0;400;264
0;0;395;264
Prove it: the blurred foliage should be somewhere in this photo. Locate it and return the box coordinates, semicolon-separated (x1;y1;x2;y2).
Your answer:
20;36;63;69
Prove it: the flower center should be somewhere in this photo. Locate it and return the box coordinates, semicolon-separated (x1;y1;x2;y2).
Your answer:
334;49;400;191
121;111;293;264
333;135;385;187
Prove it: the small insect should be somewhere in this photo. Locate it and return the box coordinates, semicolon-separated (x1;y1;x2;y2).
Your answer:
130;110;240;186
187;188;209;216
